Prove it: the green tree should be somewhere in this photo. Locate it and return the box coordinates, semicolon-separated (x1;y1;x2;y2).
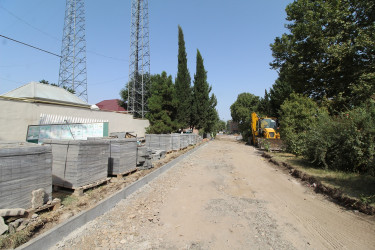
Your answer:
268;78;293;116
39;79;75;94
270;0;375;111
175;26;192;129
279;93;327;155
204;93;219;135
258;89;272;116
118;86;128;110
146;72;178;134
217;119;226;132
230;92;260;141
191;49;210;130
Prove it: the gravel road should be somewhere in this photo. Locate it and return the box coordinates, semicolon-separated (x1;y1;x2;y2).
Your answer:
52;135;375;249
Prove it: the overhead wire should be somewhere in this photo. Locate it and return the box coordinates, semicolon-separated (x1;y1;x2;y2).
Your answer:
0;2;59;41
0;34;61;57
0;3;127;62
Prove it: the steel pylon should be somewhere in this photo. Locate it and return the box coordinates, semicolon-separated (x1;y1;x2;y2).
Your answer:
128;0;150;118
58;0;88;102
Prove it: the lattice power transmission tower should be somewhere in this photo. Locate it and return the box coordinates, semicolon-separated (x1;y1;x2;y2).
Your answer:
128;0;150;118
58;0;88;102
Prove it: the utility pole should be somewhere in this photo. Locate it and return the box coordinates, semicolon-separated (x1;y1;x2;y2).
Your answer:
128;0;150;118
58;0;88;102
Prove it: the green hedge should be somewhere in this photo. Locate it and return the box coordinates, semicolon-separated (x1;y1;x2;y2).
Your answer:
280;94;375;176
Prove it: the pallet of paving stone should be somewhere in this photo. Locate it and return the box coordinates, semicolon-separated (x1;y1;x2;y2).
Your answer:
65;177;111;196
112;168;137;179
159;134;172;152
89;138;138;176
43;139;110;189
180;134;189;149
193;134;199;144
0;142;52;209
188;134;195;145
145;134;160;150
171;134;181;151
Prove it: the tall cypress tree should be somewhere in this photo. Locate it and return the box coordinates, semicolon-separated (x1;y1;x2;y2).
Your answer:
175;26;192;129
204;93;219;134
191;49;210;130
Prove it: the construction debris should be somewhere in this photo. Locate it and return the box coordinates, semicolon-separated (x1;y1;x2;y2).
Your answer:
0;216;7;235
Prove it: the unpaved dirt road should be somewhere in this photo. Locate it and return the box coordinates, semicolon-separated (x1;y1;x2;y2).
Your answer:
53;135;375;249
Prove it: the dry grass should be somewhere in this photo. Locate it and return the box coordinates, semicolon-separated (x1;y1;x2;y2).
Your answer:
270;152;375;206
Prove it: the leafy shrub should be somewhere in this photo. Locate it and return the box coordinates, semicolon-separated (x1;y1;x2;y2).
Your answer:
304;100;375;175
279;93;326;155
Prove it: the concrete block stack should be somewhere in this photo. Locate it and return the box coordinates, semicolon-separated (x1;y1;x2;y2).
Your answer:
145;134;160;151
0;142;52;209
171;134;181;151
160;134;172;152
188;134;195;145
108;138;137;175
180;134;189;149
193;134;197;145
89;138;138;175
44;140;109;189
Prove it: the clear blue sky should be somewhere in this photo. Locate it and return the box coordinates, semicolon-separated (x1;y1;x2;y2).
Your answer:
0;0;292;121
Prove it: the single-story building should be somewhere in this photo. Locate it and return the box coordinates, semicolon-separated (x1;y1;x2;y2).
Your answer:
96;99;126;112
0;82;149;141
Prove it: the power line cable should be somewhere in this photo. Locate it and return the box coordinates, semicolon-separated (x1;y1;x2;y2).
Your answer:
87;50;128;62
0;3;127;62
90;76;128;86
0;3;59;41
0;34;61;57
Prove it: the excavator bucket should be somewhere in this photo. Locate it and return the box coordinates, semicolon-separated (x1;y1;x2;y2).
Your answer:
257;138;284;151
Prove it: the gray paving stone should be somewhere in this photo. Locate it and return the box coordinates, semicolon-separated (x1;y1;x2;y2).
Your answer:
0;142;52;209
43;140;109;188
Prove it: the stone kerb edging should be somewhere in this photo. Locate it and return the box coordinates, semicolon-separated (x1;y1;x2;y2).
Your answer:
18;142;208;250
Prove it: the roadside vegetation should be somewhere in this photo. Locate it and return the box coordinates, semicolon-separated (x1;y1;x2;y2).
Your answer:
230;0;375;205
120;26;222;137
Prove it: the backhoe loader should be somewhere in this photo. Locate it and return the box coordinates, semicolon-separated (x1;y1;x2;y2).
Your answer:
250;112;283;151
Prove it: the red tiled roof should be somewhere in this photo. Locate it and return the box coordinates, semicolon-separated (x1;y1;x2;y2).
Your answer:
96;99;126;112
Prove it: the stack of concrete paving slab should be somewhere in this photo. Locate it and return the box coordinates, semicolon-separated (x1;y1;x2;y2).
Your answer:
88;138;137;175
180;134;189;149
159;134;172;152
108;138;137;175
171;134;181;151
0;142;52;209
188;134;194;145
145;134;160;150
194;134;199;144
190;134;194;145
44;140;109;189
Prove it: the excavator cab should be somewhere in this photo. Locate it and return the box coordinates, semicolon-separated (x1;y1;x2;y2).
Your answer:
251;112;282;150
258;118;279;139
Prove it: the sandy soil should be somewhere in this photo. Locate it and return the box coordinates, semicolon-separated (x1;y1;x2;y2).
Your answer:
52;135;375;249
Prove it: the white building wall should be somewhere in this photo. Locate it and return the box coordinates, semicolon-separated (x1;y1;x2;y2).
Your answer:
0;98;149;141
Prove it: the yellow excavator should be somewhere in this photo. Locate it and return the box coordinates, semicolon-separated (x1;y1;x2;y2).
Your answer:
250;112;283;150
